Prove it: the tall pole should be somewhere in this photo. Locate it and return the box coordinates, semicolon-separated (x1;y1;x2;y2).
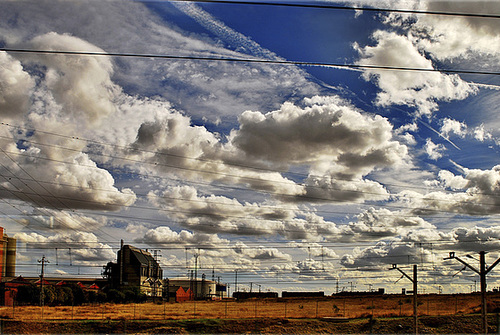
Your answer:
480;251;487;334
413;264;418;335
391;264;418;335
194;253;198;300
38;256;49;316
119;240;124;286
445;251;500;335
235;270;238;294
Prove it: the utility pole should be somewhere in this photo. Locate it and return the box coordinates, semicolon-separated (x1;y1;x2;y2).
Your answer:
445;251;500;334
235;270;238;294
38;256;49;316
391;264;418;334
194;252;199;300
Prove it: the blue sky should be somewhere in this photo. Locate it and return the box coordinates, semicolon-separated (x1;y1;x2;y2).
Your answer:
0;0;500;295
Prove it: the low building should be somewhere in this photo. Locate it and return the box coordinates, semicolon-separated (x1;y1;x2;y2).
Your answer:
0;276;106;306
104;242;163;298
164;276;227;302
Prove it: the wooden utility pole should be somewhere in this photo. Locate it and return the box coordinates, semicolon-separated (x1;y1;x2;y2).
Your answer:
391;264;418;334
235;269;238;294
445;251;500;334
38;256;49;317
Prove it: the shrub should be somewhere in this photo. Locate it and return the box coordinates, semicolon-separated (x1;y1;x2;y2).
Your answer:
107;289;125;303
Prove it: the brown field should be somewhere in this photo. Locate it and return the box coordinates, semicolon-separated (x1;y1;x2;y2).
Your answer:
0;292;498;321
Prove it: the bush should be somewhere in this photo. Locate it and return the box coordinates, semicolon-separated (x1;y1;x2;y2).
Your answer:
107;289;125;303
16;284;39;305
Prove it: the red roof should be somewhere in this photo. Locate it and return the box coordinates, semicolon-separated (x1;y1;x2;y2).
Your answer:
34;279;50;285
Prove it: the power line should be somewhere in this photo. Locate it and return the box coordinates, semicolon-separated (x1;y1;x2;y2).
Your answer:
0;122;476;197
4;145;500;217
1;48;499;76
4;122;500;216
170;0;500;19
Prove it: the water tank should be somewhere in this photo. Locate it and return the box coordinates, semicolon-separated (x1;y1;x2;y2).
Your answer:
5;237;16;278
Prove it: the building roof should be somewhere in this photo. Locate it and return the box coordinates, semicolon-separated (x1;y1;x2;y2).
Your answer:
127;245;157;267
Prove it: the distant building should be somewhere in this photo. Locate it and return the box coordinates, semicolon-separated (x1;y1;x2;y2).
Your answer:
164;276;227;302
104;242;163;298
0;227;16;282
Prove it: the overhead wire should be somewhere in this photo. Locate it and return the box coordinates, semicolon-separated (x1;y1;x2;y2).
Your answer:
3;122;497;197
1;48;499;76
169;0;500;19
3;126;500;219
1;0;500;285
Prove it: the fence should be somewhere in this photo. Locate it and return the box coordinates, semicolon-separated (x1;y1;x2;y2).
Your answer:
0;293;499;321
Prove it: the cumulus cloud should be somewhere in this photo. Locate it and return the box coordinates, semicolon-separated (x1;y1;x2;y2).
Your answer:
140;226;229;248
147;185;297;236
0;0;322;123
441;118;467;138
26;32;118;126
127;96;407;204
401;165;500;216
14;231;115;262
412;1;500;60
15;208;105;232
354;30;477;116
0;51;34;120
229;96;407;202
0;146;136;210
424;138;446;160
473;124;493;142
340;224;500;268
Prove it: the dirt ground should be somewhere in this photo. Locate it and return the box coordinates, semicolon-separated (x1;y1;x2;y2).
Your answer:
0;314;495;334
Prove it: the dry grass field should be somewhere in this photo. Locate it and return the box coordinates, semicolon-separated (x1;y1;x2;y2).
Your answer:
0;292;499;321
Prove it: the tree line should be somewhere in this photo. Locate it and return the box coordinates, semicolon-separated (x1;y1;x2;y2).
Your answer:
14;284;148;305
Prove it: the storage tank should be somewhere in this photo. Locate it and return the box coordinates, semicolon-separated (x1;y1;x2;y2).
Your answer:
5;237;16;278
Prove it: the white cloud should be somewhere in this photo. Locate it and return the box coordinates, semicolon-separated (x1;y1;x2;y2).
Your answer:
148;185;298;236
413;1;500;60
27;32;118;126
473;124;493;142
14;231;115;261
355;30;477;116
390;165;500;217
424;138;445;160
140;226;229;247
441;118;467;138
0;51;34;121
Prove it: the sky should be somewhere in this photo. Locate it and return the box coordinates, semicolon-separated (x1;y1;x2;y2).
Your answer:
0;0;499;295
